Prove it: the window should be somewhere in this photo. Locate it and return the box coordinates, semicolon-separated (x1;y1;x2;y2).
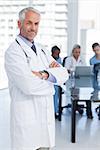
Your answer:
0;0;68;89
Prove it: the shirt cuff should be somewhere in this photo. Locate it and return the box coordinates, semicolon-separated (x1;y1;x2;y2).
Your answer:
47;72;57;83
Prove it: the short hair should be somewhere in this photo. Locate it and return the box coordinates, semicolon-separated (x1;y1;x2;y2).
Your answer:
72;44;81;53
51;46;60;53
19;7;40;22
92;43;99;49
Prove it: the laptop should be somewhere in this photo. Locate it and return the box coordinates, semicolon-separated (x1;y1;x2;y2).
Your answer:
75;66;93;87
75;66;93;77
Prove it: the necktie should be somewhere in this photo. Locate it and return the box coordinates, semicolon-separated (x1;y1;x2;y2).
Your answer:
31;42;37;55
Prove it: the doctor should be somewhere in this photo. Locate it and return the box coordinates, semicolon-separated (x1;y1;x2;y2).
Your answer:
5;7;68;150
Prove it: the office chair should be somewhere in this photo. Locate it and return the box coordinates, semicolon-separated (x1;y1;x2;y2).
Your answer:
93;63;100;119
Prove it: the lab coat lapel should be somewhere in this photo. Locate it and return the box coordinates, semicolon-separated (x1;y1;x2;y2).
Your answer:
16;36;48;71
16;36;40;71
16;36;36;57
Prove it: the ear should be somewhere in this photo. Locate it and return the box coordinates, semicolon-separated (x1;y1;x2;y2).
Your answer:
18;20;21;29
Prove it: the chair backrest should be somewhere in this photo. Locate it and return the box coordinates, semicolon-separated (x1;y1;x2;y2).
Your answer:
93;63;100;80
93;63;100;89
62;56;68;67
93;63;100;73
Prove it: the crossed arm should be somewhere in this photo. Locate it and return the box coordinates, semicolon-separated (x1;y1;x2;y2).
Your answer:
32;61;60;80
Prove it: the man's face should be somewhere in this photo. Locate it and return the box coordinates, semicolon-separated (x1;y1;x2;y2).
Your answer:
93;46;100;56
18;10;40;42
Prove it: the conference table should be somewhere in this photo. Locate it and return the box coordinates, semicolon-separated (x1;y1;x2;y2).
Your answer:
58;75;100;143
71;87;100;143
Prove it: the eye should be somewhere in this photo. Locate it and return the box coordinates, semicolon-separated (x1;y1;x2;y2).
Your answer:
26;21;32;25
35;22;39;25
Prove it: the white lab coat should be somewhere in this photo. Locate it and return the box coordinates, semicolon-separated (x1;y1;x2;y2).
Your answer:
64;56;84;71
5;36;68;150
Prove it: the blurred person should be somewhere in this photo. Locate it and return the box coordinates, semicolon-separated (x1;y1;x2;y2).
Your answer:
51;46;61;64
51;46;61;119
4;7;68;150
90;42;100;65
90;43;100;90
63;44;85;116
64;44;84;74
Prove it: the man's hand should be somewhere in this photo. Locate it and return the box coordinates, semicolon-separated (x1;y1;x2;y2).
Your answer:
49;61;60;68
32;71;49;80
32;71;43;79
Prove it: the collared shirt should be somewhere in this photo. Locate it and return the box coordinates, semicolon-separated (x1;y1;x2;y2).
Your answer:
90;55;100;65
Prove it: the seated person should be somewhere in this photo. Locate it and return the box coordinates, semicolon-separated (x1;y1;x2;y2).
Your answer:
64;44;84;74
90;43;100;89
90;43;100;120
51;45;62;119
90;42;100;65
64;44;93;118
93;63;100;90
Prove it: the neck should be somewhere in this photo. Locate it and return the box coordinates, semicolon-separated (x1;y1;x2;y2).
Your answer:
19;34;33;43
74;56;78;61
96;54;100;60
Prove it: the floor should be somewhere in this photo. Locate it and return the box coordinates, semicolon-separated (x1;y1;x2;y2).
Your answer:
0;88;100;150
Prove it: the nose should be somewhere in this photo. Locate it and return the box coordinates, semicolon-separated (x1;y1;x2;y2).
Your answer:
31;23;36;31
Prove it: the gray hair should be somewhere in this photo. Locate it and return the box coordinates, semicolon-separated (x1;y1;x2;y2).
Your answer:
19;7;40;22
72;44;81;53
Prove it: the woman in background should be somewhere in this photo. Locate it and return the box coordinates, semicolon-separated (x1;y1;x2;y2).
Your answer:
64;44;84;74
51;46;62;119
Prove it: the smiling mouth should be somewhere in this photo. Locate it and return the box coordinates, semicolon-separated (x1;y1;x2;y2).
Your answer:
29;31;34;33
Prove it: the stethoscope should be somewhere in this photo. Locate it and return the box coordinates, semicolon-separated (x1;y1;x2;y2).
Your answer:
15;39;49;68
15;39;67;90
16;39;31;64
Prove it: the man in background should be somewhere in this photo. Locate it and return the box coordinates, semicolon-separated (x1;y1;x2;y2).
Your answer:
90;42;100;65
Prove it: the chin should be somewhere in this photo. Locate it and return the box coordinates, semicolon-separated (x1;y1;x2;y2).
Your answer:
27;37;34;42
30;36;35;41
